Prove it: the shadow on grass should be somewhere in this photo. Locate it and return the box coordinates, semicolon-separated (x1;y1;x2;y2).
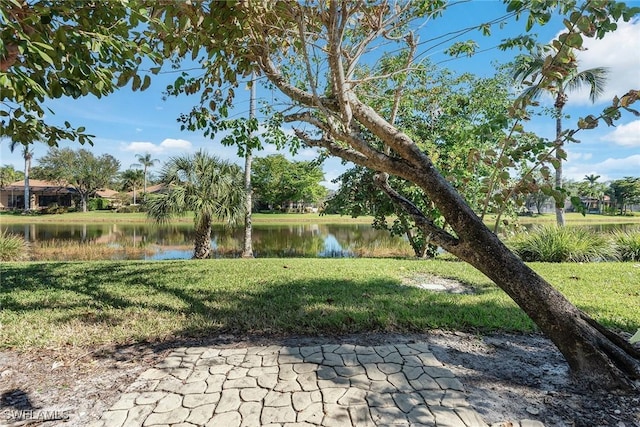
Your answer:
1;260;636;347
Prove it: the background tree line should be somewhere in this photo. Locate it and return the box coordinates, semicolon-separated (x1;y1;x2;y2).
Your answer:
0;148;329;213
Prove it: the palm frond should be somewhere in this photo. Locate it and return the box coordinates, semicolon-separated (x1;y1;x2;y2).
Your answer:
565;67;609;103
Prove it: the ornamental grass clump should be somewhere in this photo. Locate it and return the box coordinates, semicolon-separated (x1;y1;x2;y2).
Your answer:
613;228;640;261
509;225;616;262
0;230;28;261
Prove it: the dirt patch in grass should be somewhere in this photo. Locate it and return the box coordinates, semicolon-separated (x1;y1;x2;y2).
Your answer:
1;332;638;426
402;274;476;294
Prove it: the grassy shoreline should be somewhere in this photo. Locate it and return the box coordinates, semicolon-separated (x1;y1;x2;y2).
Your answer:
2;258;638;350
2;210;638;226
0;211;376;225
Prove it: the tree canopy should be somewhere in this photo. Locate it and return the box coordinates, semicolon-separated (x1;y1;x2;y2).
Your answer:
37;147;120;212
252;154;327;212
149;0;640;390
0;0;160;146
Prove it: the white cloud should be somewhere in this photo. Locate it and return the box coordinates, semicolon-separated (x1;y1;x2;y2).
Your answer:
159;138;192;151
569;19;640;105
564;154;640;181
568;151;592;161
601;120;640;147
121;138;193;154
122;141;163;154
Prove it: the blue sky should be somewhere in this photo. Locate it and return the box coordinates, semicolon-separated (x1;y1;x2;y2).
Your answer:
1;2;639;190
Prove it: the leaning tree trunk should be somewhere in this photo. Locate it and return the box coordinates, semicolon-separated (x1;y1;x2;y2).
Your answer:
255;33;640;390
374;155;640;391
345;102;640;390
193;221;212;259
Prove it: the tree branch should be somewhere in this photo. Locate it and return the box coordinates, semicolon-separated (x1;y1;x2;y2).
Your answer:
373;172;462;253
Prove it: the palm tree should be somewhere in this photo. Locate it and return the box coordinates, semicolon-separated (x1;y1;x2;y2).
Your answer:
9;142;33;211
133;152;159;199
584;174;601;186
513;47;608;226
583;174;605;213
146;151;245;259
120;169;145;205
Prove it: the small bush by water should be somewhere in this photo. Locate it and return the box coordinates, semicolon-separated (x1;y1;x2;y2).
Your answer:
0;231;28;261
614;228;640;261
509;225;617;262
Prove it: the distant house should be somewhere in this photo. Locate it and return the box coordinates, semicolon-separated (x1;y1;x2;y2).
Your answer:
0;180;77;210
95;188;121;208
126;183;167;201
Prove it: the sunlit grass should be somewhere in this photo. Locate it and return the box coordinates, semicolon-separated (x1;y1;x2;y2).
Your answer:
1;258;638;350
0;211;375;225
513;212;640;225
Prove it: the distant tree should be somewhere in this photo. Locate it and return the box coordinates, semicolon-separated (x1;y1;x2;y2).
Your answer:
579;175;607;213
37;148;120;212
132;153;159;198
120;168;145;205
513;47;608;226
146;151;245;259
252;154;326;212
584;174;601;186
609;177;640;214
0;164;21;188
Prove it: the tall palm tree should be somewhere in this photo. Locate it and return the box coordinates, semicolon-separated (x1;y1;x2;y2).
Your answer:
513;47;608;226
584;174;601;186
146;151;245;259
9;142;33;211
133;152;159;199
583;174;605;213
120;168;145;205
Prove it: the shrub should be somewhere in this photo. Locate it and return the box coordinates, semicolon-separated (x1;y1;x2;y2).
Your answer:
117;205;144;213
0;230;28;261
509;225;617;262
42;204;67;215
613;228;640;262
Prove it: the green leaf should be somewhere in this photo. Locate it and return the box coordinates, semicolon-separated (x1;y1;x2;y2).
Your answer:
132;74;141;91
564;33;583;48
140;75;151;91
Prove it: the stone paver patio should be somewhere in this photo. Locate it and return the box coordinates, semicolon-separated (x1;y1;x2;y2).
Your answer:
89;342;543;427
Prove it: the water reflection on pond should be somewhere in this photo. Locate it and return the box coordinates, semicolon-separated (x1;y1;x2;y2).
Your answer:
2;222;413;261
3;221;637;261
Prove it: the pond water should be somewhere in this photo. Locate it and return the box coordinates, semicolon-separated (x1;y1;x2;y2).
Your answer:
3;221;637;261
2;222;412;260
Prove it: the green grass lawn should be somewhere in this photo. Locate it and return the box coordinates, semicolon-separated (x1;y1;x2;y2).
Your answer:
1;258;638;350
0;211;374;225
515;212;640;225
3;210;637;227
